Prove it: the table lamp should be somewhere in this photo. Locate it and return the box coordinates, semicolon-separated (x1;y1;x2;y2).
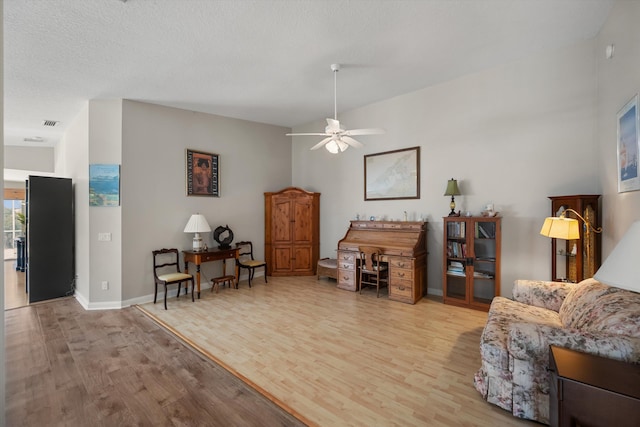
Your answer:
184;213;211;251
594;220;640;292
539;208;602;240
444;178;461;216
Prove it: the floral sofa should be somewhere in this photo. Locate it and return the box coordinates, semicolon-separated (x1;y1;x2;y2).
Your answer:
473;278;640;424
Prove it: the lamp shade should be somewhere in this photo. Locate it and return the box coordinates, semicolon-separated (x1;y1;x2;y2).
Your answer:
444;179;460;196
183;214;211;233
594;221;640;293
539;216;580;240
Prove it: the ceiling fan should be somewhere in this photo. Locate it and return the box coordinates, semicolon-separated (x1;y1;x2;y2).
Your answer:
286;64;385;154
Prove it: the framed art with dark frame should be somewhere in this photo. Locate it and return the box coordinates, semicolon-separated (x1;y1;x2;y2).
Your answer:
364;146;420;201
186;149;219;196
617;94;640;193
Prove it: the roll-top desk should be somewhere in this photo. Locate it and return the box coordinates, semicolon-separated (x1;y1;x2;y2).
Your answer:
337;220;428;304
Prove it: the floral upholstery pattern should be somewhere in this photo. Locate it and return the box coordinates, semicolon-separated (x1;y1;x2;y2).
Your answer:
512;279;576;312
474;279;640;424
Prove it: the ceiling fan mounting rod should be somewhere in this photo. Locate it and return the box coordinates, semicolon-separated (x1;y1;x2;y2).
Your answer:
331;63;340;121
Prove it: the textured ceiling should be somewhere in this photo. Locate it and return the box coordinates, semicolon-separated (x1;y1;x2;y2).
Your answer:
4;0;613;147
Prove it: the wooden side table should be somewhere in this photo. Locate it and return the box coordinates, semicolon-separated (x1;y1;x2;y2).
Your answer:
183;248;240;298
548;345;640;427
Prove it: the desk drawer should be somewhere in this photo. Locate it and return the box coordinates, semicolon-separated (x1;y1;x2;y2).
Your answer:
389;280;413;299
388;257;414;270
339;261;355;271
390;268;413;281
338;251;356;263
337;270;356;291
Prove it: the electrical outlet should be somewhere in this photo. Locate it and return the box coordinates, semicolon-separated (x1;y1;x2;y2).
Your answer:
101;281;109;290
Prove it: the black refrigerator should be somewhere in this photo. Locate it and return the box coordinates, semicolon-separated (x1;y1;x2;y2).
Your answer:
26;176;74;303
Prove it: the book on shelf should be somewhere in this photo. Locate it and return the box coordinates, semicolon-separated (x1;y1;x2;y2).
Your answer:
447;270;466;277
447;242;467;258
476;223;493;239
450;261;464;270
447;221;466;238
473;271;493;279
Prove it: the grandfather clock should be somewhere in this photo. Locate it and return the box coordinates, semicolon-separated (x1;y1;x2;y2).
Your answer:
548;195;601;283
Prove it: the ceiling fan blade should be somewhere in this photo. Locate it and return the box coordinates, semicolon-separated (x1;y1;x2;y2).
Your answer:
344;128;386;136
325;118;341;132
286;132;330;136
310;136;334;151
341;136;364;148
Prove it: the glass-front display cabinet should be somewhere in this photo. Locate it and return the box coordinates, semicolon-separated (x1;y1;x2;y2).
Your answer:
443;216;501;311
548;195;601;283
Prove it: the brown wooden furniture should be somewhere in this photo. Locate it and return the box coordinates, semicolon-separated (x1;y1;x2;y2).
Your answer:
236;241;267;288
183;247;240;298
549;345;640;427
265;187;320;276
337;220;428;304
548;195;601;283
358;246;388;297
317;258;338;280
211;275;235;292
443;216;501;311
153;248;195;310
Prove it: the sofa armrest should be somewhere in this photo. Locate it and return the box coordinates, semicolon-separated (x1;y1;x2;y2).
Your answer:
507;322;640;364
512;280;576;312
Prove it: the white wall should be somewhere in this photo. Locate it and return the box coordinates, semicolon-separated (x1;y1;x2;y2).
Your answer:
596;0;640;253
88;100;123;306
293;40;600;298
120;101;292;304
4;145;54;172
61;103;90;304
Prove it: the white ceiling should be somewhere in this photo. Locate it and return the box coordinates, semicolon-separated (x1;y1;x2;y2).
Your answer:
4;0;614;147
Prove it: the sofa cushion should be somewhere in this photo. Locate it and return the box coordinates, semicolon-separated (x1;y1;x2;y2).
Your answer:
559;279;640;337
559;278;605;328
512;279;575;312
480;297;563;370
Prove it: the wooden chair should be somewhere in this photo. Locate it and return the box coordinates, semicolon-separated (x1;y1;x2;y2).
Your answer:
235;241;267;288
152;248;195;309
358;246;388;297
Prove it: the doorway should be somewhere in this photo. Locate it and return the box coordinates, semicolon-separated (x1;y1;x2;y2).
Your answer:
4;188;28;309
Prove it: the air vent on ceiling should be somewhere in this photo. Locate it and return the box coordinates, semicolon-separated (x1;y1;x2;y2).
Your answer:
42;120;59;127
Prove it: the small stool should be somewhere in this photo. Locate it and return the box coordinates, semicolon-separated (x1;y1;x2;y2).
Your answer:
317;258;338;280
211;275;235;292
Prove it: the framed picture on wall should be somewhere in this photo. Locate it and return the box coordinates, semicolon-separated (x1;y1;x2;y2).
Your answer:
617;94;640;193
89;164;120;206
364;146;420;200
186;149;219;196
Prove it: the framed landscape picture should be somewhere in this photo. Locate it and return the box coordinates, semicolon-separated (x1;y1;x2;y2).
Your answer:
186;149;219;197
617;95;640;193
364;146;420;201
89;164;120;206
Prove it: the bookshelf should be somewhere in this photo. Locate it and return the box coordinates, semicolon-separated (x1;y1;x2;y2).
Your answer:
443;216;501;311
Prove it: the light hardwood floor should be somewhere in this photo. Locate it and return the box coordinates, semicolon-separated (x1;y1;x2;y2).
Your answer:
4;259;28;310
138;275;537;427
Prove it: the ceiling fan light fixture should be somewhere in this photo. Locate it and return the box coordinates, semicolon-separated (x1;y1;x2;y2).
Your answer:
287;63;385;153
325;140;340;154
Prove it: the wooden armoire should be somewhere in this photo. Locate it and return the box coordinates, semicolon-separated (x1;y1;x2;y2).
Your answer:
265;187;320;276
